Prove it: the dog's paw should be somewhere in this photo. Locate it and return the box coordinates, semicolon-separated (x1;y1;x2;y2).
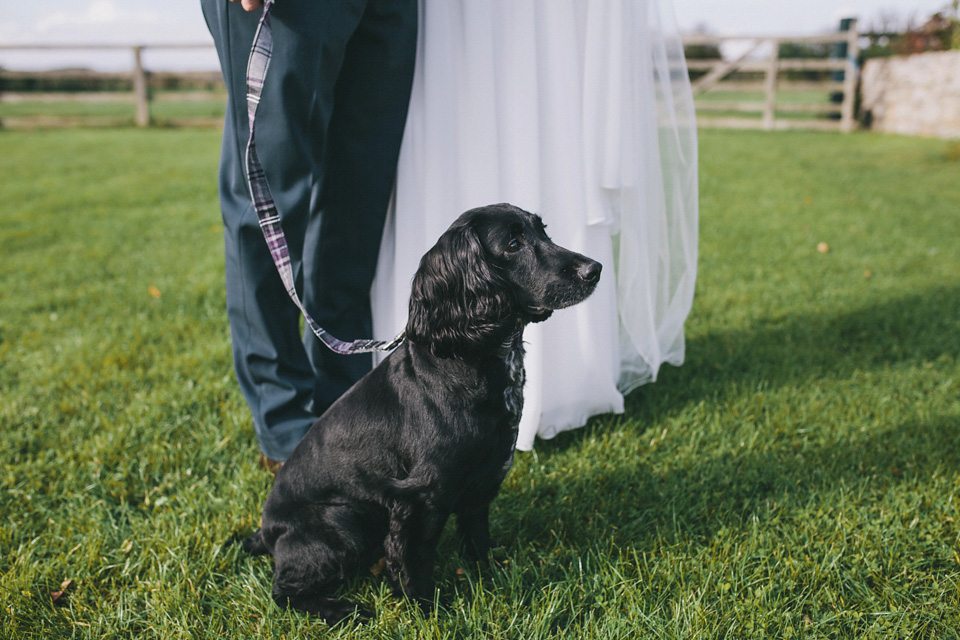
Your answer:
413;591;451;616
489;543;508;566
318;598;370;627
459;543;508;575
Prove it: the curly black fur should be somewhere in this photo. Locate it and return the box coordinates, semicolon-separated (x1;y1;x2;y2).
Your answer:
242;203;601;624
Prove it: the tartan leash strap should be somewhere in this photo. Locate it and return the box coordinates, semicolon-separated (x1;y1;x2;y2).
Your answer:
244;0;405;355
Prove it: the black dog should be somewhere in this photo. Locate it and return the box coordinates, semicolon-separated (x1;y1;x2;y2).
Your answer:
243;203;601;624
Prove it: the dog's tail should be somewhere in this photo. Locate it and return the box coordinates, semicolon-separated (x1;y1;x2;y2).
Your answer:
242;529;269;556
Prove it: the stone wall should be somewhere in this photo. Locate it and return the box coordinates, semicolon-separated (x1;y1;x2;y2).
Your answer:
861;51;960;138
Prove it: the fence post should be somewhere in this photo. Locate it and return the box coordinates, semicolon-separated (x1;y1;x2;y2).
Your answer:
132;46;149;127
839;19;859;132
762;38;780;130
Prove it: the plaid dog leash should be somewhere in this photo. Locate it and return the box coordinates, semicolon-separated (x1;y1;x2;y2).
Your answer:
244;0;405;355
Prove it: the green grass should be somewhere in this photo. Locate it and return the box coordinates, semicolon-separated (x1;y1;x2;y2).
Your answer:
2;128;959;638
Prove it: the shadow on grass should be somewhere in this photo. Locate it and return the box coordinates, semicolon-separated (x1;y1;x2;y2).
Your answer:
504;283;960;549
641;281;960;415
505;414;959;552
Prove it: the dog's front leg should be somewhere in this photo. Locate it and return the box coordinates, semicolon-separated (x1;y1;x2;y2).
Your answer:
455;500;494;564
384;501;448;610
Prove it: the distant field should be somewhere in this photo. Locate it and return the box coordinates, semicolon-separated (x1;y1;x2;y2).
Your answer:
0;89;833;126
0;83;837;128
695;89;840;123
1;128;958;638
697;90;835;105
0;90;227;127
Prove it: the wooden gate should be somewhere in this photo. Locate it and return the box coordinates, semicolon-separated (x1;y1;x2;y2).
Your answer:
682;21;860;132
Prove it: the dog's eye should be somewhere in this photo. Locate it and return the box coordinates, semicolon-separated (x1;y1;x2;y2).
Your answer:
506;239;522;253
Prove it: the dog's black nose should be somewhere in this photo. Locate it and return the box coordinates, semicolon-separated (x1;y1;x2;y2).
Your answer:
577;260;602;284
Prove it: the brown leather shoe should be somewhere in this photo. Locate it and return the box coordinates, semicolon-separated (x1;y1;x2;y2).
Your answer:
258;453;284;475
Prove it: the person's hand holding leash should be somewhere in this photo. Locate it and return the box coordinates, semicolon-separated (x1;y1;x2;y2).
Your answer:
230;0;262;11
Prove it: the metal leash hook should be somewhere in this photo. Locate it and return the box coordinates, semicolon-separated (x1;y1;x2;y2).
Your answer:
243;0;405;355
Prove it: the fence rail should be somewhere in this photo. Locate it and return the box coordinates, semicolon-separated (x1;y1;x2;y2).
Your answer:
2;27;861;131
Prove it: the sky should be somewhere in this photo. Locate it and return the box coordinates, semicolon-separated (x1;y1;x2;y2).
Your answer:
0;0;951;72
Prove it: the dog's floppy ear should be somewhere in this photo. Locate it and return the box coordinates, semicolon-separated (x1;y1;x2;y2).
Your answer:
407;221;514;357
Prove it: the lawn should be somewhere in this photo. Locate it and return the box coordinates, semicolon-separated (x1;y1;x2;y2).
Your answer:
1;127;958;638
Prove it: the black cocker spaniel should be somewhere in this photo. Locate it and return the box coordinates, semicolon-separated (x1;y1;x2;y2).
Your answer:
243;203;601;624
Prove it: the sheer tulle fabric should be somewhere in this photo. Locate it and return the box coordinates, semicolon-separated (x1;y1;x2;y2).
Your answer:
372;0;698;450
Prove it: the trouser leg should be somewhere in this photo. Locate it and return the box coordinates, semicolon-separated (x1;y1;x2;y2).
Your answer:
303;0;418;411
201;0;416;459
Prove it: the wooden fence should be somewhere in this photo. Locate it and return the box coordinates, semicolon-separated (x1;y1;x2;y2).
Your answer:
681;21;860;132
0;43;217;127
2;26;860;131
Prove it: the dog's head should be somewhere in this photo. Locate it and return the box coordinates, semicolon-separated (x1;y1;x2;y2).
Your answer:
407;203;601;358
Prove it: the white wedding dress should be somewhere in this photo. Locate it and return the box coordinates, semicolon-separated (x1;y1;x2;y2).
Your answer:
372;0;698;450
